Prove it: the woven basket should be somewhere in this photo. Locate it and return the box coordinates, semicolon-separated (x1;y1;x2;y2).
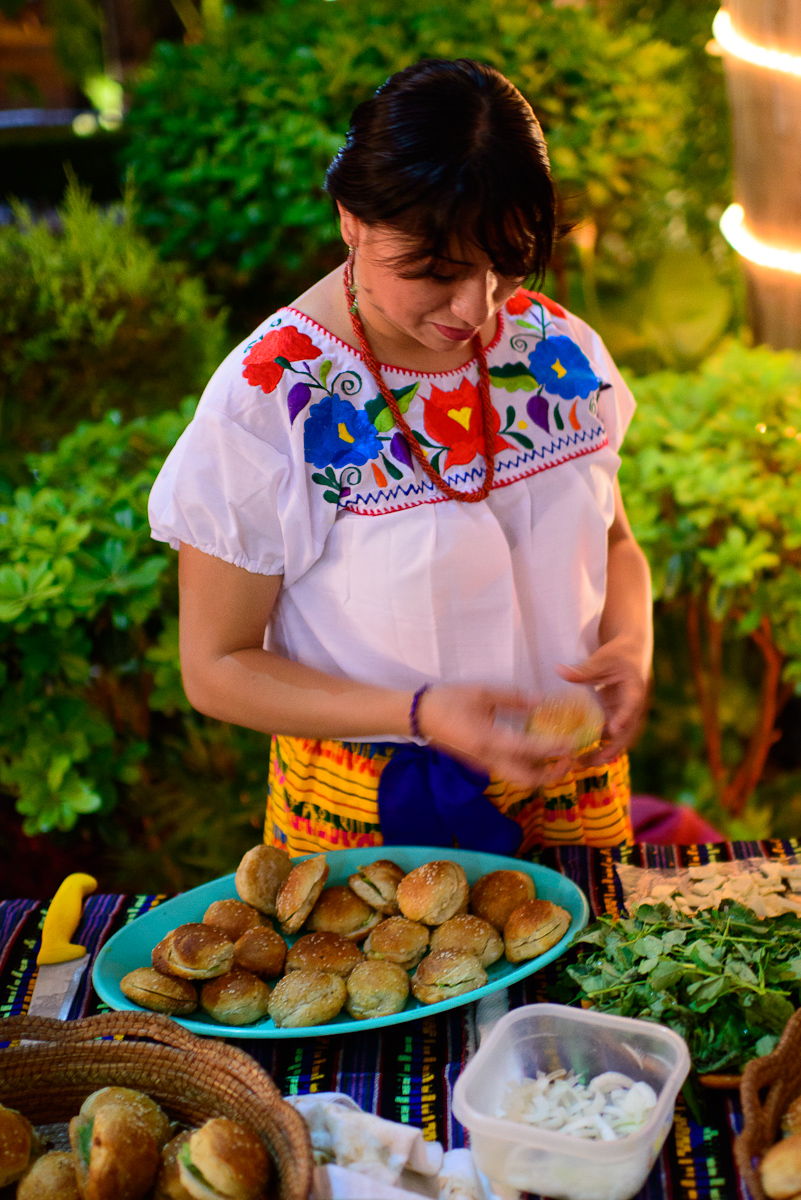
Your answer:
735;1007;801;1200
0;1012;313;1200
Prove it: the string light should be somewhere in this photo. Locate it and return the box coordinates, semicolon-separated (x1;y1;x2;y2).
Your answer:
719;204;801;275
712;9;801;78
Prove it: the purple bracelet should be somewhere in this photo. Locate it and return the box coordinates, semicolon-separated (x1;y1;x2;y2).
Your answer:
409;684;430;741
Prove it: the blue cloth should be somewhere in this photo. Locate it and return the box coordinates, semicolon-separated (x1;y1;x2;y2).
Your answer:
377;743;523;856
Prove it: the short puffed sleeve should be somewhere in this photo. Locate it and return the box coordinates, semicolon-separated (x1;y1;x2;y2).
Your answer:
148;318;337;587
558;311;635;453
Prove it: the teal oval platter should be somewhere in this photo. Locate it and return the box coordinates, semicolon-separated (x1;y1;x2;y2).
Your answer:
92;846;588;1038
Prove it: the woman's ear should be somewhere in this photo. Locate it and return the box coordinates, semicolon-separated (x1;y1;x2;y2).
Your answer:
337;203;361;249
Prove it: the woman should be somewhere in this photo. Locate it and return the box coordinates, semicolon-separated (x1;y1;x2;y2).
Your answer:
149;58;652;858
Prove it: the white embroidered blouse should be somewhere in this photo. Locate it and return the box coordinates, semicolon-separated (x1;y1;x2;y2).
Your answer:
148;290;635;740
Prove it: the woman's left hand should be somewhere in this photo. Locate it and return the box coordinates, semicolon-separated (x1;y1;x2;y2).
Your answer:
556;635;649;767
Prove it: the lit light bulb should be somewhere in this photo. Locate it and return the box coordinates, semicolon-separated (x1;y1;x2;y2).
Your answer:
712;10;801;78
720;205;801;275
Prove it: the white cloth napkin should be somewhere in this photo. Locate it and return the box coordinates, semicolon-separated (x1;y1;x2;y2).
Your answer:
288;1092;444;1184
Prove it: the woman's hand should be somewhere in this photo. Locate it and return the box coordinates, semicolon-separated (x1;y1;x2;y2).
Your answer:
416;684;575;788
556;635;649;766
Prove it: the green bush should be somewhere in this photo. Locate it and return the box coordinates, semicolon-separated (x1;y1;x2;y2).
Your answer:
0;181;228;484
621;340;801;834
123;0;683;313
0;406;267;890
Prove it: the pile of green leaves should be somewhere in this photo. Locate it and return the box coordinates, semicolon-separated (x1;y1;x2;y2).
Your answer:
0;180;227;486
563;903;801;1074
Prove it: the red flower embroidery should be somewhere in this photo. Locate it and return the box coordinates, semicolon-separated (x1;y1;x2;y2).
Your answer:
242;326;322;393
505;288;567;319
423;378;510;471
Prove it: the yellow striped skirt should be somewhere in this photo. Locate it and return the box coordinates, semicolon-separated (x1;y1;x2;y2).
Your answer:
265;736;632;858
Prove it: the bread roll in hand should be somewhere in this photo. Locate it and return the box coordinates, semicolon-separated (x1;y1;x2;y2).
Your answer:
234;845;293;917
203;898;268;942
120;967;198;1015
177;1118;270;1200
470;870;536;931
346;960;410;1020
200;968;271;1026
268;969;346;1028
16;1151;80;1200
70;1103;161;1200
396;860;469;925
503;899;571;962
0;1104;37;1188
306;886;382;942
152;924;234;980
275;855;329;934
285;931;364;977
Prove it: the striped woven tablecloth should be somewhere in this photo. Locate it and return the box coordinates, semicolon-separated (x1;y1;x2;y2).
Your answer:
5;839;799;1200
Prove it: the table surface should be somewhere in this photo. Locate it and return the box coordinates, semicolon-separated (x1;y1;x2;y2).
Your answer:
5;838;799;1200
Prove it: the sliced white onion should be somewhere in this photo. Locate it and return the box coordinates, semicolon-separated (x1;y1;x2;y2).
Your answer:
500;1070;658;1140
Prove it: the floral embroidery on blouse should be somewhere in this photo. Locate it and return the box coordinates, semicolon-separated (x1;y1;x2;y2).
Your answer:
239;291;609;511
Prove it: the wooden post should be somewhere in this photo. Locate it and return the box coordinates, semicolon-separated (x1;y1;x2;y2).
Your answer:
723;0;801;349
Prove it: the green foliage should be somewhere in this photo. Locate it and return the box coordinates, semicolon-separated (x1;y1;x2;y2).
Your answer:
123;0;684;312
620;340;801;826
0;180;227;484
561;902;801;1074
0;406;267;887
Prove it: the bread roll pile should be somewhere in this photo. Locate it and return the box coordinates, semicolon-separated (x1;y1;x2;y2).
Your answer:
1;1088;271;1200
120;848;571;1029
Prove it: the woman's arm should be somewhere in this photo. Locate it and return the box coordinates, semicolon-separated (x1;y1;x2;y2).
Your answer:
178;543;573;786
557;479;652;764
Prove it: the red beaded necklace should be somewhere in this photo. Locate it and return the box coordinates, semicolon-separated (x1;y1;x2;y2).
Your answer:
343;252;496;504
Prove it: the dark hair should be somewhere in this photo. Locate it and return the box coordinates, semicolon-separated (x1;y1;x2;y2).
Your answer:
325;58;557;282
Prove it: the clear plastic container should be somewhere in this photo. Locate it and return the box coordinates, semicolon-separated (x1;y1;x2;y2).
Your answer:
452;1003;690;1200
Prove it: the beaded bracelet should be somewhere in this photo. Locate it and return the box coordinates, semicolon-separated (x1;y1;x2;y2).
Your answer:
409;684;430;741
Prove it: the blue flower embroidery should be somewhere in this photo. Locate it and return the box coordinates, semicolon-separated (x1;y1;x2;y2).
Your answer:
528;336;600;400
304;395;382;470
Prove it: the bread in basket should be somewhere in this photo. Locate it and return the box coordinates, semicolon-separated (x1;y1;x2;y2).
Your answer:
735;1006;801;1200
0;1011;312;1199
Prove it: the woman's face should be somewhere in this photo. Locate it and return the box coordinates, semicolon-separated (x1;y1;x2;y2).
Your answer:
339;209;525;358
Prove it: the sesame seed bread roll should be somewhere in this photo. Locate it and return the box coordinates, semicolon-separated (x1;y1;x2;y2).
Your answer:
430;914;504;968
346;960;410;1020
80;1087;171;1149
70;1105;160;1200
470;869;536;930
268;969;347;1028
153;1131;194;1200
275;855;329;934
233;926;287;978
285;931;364;977
363;916;429;970
152;924;234;980
120;967;198;1015
503;899;571;963
0;1105;36;1188
411;950;488;1005
199;967;271;1026
202;898;269;942
17;1152;81;1200
306;886;382;941
234;844;293;916
177;1118;270;1200
348;859;406;915
396;860;469;925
